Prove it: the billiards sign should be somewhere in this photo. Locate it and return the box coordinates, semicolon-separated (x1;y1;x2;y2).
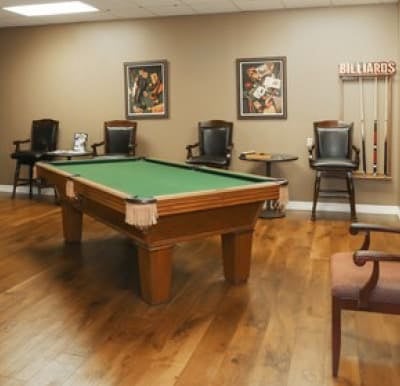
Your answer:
338;61;396;77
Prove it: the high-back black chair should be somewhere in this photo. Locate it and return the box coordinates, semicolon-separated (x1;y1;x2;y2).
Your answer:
185;120;233;169
10;118;59;199
308;120;359;221
91;120;137;156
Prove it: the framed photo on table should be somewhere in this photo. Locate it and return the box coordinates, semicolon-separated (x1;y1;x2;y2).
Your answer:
237;57;287;119
72;132;88;152
124;60;168;119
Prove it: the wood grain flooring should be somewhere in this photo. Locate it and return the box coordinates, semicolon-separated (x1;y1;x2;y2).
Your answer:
0;193;400;385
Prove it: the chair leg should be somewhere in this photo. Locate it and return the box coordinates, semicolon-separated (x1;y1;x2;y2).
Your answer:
12;161;21;199
53;186;58;204
28;165;34;199
37;179;42;198
332;296;342;377
346;172;357;222
311;171;321;221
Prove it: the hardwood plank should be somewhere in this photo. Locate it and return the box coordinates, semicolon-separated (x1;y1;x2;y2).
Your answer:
0;195;399;385
0;375;25;386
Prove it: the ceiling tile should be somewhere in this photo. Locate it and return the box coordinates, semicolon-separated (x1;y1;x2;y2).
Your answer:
331;0;388;5
284;0;330;8
0;0;397;28
184;0;240;13
134;0;183;6
103;5;155;18
233;0;285;11
146;4;196;16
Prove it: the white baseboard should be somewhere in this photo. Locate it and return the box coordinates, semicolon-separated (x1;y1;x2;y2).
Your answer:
287;201;400;216
0;185;55;195
1;185;399;217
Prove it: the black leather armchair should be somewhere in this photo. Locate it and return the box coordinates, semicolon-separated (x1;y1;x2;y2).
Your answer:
91;120;137;156
10;119;59;198
308;120;360;221
186;120;233;169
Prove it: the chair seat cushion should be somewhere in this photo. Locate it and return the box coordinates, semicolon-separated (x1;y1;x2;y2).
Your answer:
331;252;400;305
312;158;357;169
10;151;49;164
186;155;228;167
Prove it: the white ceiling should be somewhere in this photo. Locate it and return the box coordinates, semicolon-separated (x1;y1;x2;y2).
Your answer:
0;0;397;28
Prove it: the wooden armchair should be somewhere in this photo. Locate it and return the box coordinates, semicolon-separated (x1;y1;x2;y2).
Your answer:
186;120;233;169
91;120;137;156
331;222;400;376
308;120;360;221
10;118;59;198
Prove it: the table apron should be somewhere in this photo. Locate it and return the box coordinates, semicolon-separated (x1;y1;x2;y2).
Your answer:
64;196;263;248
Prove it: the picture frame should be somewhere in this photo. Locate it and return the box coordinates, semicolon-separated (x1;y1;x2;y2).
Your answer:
124;60;168;119
72;132;88;152
237;57;287;119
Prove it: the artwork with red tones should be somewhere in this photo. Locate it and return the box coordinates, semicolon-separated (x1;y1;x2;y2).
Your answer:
237;57;287;119
124;60;168;119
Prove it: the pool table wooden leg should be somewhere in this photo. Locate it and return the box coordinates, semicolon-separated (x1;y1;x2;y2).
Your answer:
221;229;253;284
137;244;174;305
61;202;83;243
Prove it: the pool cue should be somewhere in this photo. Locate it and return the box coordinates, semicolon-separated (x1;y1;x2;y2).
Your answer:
387;76;393;175
372;76;378;175
359;77;366;174
339;77;344;120
383;76;389;176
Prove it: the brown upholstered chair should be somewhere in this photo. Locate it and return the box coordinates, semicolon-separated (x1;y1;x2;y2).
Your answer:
91;120;137;156
186;120;233;169
308;120;360;221
331;222;400;377
10;118;59;198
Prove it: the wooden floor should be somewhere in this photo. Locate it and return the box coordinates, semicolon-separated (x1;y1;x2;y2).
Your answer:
1;194;400;386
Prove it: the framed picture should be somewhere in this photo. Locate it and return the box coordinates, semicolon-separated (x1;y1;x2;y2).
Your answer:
72;132;88;152
124;60;168;119
237;57;287;119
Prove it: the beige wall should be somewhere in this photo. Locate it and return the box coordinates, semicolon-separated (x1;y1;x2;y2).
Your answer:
0;4;398;204
398;2;400;207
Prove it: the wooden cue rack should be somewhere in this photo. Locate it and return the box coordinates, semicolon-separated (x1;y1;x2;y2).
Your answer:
339;64;395;181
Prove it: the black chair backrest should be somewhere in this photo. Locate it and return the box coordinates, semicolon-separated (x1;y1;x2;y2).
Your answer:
313;120;353;159
31;119;59;152
104;120;137;155
199;120;233;156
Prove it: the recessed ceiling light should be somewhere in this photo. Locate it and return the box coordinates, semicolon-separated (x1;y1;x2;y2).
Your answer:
3;1;98;17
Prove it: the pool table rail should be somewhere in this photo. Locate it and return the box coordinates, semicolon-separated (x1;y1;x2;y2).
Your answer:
36;160;280;219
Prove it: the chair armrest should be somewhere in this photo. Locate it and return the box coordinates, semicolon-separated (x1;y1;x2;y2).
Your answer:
307;144;315;166
186;142;199;159
348;222;400;309
12;138;30;152
127;143;137;156
352;249;400;309
349;222;400;250
130;143;137;156
224;144;234;158
352;144;360;165
91;141;105;156
353;249;400;266
350;223;400;235
352;144;360;154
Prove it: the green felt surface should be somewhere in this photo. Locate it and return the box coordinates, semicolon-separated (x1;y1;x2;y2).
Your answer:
52;158;271;197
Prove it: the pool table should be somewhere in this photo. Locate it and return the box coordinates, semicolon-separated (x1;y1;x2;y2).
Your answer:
36;157;280;304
